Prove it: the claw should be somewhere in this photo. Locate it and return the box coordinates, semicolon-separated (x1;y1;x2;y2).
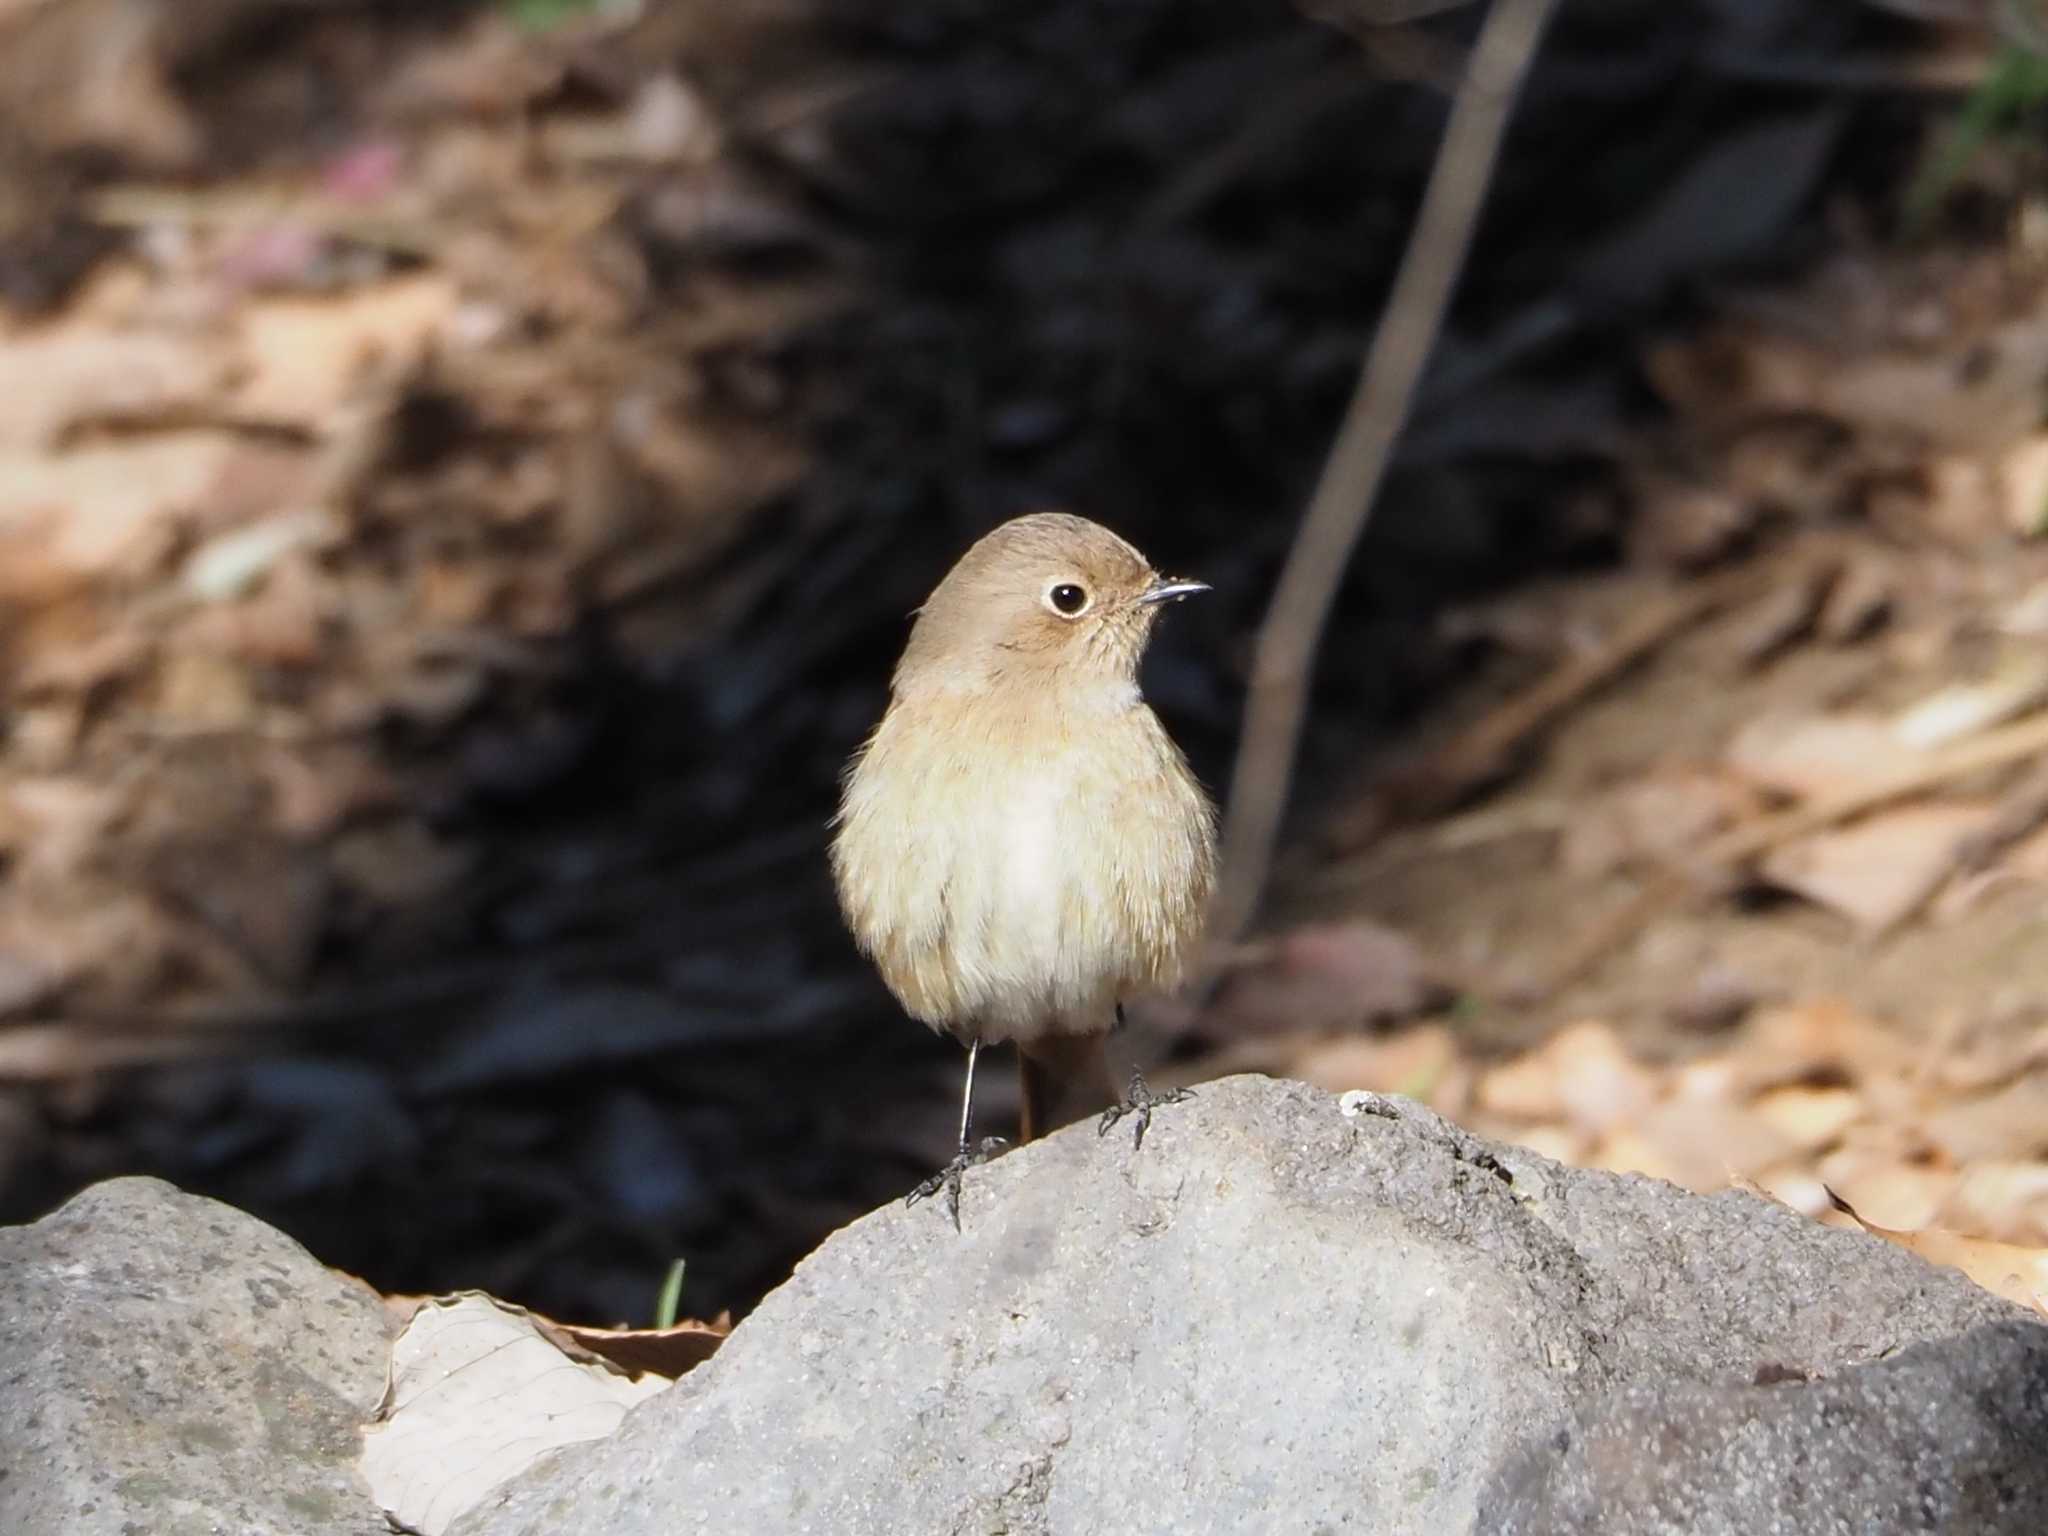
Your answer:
1097;1071;1194;1151
906;1136;1009;1230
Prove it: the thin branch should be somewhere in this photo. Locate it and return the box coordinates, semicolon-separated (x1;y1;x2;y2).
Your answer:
1207;0;1560;948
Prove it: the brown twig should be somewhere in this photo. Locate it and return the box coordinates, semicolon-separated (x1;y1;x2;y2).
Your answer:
1208;0;1560;950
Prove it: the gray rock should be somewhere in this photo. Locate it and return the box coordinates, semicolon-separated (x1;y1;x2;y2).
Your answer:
1476;1320;2048;1535
449;1076;2040;1536
0;1175;395;1536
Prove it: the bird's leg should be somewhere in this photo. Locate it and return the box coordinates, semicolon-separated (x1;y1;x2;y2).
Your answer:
907;1035;1007;1229
1097;1004;1194;1151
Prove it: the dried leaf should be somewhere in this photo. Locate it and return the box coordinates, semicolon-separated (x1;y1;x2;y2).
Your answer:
1724;711;1920;799
1284;1024;1461;1107
0;314;227;448
1891;657;2048;749
1999;435;2048;537
1475;1020;1654;1137
1599;1094;1791;1190
1827;1189;2048;1313
1558;769;1758;880
361;1292;672;1536
552;1318;730;1380
1201;920;1439;1037
230;273;459;429
0;433;239;578
1748;1084;1863;1153
181;510;338;602
1761;801;1998;931
1743;999;1913;1089
1920;1077;2048;1166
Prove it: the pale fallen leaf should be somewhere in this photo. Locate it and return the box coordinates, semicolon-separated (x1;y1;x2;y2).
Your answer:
1930;1021;2048;1094
1997;580;2048;636
361;1292;672;1536
1558;769;1758;880
1591;1125;1683;1185
1891;656;2048;749
1919;1077;2048;1166
0;433;239;578
1748;1084;1863;1153
1999;434;2048;537
0;321;228;448
1724;710;1920;799
230;273;459;429
1285;1025;1462;1110
1761;801;1998;931
1743;998;1914;1090
1498;1122;1588;1166
1474;1024;1646;1146
1607;1095;1791;1190
1940;1162;2048;1244
1827;1189;2048;1314
181;509;339;602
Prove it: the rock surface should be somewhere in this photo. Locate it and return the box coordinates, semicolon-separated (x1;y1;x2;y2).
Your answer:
0;1176;395;1536
448;1075;2042;1536
1477;1319;2048;1535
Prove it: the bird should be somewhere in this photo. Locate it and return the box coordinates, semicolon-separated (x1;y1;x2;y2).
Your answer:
831;512;1217;1225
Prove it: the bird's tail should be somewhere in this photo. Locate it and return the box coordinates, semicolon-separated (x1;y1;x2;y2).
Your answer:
1017;1033;1114;1143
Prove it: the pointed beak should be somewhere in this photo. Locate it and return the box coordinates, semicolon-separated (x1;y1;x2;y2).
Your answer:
1137;576;1211;607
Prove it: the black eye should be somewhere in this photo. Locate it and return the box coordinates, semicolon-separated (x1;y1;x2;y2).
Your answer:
1048;583;1089;616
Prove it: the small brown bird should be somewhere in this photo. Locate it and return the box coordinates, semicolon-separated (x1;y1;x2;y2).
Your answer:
831;512;1217;1223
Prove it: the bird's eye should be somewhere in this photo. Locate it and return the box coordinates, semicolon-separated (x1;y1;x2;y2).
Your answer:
1047;582;1090;617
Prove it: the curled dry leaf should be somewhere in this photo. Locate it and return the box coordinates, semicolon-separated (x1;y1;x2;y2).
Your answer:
1826;1188;2048;1316
360;1291;675;1536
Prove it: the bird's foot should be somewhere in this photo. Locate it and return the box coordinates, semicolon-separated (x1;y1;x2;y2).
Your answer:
1097;1071;1193;1151
906;1136;1009;1230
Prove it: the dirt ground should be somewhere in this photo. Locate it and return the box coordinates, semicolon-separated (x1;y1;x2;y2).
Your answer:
1;0;2044;1326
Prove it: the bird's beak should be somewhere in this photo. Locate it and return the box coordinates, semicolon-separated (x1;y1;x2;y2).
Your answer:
1137;576;1211;606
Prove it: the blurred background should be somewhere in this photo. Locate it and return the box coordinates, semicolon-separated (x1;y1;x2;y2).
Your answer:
3;0;2048;1326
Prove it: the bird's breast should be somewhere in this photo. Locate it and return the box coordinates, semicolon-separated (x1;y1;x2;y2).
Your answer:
833;694;1211;1043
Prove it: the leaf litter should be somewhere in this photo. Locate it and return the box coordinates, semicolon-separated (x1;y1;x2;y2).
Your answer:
1225;222;2048;1309
5;0;2048;1332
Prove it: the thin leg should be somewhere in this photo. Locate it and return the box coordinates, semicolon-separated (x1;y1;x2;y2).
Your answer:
907;1036;1007;1229
957;1035;981;1151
